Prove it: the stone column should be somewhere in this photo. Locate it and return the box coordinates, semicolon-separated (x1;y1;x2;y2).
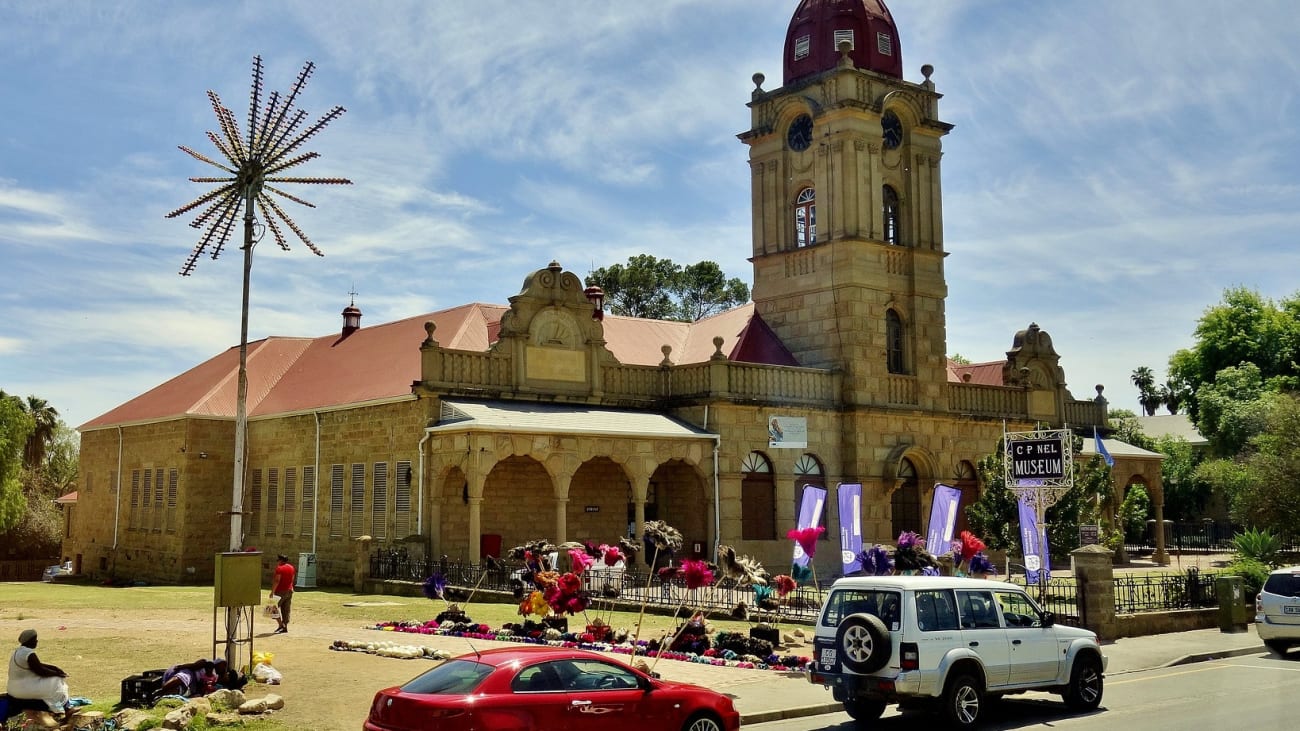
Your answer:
353;535;373;593
467;497;483;565
555;498;569;545
1070;544;1116;641
1151;484;1170;566
553;472;573;545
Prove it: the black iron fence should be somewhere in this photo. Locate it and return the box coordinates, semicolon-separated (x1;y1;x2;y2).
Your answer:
1124;520;1300;555
1004;575;1082;626
1113;568;1219;614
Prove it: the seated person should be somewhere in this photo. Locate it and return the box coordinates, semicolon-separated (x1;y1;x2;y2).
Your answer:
6;629;72;724
159;659;215;698
208;658;247;692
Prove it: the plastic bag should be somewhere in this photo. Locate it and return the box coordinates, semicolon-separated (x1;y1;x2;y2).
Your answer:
263;603;281;619
252;662;282;685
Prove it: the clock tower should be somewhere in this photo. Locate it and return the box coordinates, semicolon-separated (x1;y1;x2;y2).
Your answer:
740;0;953;411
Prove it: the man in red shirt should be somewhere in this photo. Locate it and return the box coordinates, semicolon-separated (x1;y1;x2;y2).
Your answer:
271;555;296;634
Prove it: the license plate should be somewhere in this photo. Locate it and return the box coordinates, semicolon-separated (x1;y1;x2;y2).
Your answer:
819;647;837;666
1284;606;1300;615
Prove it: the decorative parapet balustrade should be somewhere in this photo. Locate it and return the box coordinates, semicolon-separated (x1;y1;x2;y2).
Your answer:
948;382;1028;418
432;349;513;388
418;345;1100;427
885;374;918;405
1064;398;1107;428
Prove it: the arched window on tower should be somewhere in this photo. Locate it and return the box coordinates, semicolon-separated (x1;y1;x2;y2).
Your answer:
886;309;906;374
795;187;816;248
891;458;920;538
883;185;901;245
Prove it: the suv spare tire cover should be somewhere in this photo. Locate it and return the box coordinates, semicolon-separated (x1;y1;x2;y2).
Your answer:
835;612;892;673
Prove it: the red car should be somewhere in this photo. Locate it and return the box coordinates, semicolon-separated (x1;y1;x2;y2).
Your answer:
364;645;740;731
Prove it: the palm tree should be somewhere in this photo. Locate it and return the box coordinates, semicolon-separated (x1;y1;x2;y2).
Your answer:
1130;367;1156;413
21;396;59;469
1160;380;1182;415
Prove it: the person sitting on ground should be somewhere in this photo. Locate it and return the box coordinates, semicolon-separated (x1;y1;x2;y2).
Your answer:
206;658;247;692
157;659;214;699
6;629;72;724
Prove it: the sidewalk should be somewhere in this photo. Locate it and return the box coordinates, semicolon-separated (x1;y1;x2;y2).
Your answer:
680;624;1266;725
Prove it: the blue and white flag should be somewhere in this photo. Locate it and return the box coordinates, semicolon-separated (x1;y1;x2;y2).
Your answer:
1094;427;1114;468
926;484;962;552
792;485;827;568
1018;497;1051;583
838;484;863;575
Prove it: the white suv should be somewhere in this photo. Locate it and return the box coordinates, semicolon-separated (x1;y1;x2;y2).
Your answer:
808;575;1107;727
1256;565;1300;655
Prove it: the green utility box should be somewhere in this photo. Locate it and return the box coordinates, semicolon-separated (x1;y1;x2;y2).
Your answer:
1215;575;1248;633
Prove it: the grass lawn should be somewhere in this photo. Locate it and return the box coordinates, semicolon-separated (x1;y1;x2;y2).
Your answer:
2;580;778;730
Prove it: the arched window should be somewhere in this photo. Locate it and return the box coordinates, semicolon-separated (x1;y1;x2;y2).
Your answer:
883;185;901;245
793;454;829;540
795;187;816;248
741;452;776;540
886;309;906;374
891;458;921;538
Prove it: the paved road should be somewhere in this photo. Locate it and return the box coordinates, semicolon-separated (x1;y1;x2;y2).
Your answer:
746;650;1298;730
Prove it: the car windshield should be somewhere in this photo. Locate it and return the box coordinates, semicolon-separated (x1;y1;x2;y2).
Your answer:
821;588;902;628
399;659;494;695
1264;572;1300;597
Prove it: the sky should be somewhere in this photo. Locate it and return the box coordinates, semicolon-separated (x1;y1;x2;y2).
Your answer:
2;0;1298;431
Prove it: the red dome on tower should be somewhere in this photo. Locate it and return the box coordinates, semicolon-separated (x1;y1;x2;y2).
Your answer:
782;0;903;86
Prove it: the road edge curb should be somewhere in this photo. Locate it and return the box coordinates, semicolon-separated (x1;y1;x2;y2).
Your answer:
740;701;842;725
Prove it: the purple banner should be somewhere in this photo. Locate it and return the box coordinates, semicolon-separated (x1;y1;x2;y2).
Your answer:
1018;497;1051;583
792;485;827;568
925;483;962;552
838;484;863;574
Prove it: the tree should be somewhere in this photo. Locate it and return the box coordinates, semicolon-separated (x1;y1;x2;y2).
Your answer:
587;255;749;322
949;353;972;365
20;396;60;469
1168;287;1300;418
1197;393;1300;538
1130;366;1163;416
0;394;35;532
675;261;750;321
1195;363;1275;457
1155;435;1210;520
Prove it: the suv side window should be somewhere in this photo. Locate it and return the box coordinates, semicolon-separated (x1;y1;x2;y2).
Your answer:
956;589;1001;629
820;588;902;628
914;590;960;632
993;589;1043;627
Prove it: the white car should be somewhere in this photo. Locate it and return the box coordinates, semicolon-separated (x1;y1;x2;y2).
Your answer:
1256;565;1300;655
42;560;73;582
808;575;1107;727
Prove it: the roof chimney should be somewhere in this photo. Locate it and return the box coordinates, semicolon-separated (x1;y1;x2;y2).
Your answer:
342;288;362;337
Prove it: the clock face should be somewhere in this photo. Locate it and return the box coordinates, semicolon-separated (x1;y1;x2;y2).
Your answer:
882;111;903;149
787;114;813;151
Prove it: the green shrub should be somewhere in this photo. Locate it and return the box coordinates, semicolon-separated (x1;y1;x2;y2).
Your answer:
1224;557;1271;601
1232;527;1282;567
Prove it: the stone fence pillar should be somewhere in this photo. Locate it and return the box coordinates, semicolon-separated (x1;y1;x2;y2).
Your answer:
354;535;373;592
1071;544;1116;641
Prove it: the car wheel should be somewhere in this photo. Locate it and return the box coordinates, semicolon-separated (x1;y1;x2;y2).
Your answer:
1062;655;1103;712
835;613;892;673
942;673;982;727
1264;640;1290;656
682;712;723;731
843;698;886;721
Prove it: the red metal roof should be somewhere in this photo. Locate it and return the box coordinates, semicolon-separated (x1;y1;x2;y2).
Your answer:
947;359;1005;386
80;301;794;430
